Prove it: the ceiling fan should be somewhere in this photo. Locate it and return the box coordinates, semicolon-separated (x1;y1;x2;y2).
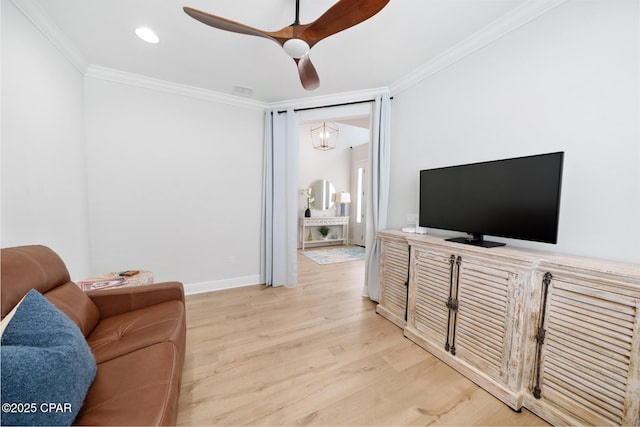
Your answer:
183;0;391;91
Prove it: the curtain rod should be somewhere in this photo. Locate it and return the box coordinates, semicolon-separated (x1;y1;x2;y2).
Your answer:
276;97;392;114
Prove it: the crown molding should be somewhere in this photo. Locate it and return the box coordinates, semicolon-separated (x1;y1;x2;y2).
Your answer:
85;66;268;111
10;0;89;74
12;0;565;111
10;0;267;111
389;0;567;95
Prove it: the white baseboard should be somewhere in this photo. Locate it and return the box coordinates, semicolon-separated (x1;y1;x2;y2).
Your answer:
183;275;262;296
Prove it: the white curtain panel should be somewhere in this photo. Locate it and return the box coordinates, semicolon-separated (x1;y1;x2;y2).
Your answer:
365;92;392;301
260;109;299;287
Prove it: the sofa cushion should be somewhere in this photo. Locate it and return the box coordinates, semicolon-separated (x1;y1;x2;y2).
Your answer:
1;246;73;318
74;342;181;426
0;289;97;426
87;300;185;364
0;245;100;337
45;282;100;337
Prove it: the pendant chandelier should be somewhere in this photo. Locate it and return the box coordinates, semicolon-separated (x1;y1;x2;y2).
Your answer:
310;122;339;151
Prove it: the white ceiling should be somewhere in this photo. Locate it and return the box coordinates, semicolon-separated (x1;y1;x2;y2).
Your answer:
31;0;532;103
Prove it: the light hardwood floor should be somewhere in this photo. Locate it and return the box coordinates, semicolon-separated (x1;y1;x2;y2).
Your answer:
177;250;549;426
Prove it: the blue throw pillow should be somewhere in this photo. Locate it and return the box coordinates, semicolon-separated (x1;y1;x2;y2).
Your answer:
1;289;97;426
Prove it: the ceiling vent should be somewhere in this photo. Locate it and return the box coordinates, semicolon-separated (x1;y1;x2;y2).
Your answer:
232;85;254;98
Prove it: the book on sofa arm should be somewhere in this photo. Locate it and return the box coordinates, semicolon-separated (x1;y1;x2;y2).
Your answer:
78;277;129;291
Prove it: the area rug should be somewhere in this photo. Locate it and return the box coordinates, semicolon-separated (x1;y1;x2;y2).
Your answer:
301;246;366;265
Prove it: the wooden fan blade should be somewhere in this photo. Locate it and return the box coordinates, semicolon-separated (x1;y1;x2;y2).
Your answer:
295;56;320;91
183;7;278;43
300;0;390;47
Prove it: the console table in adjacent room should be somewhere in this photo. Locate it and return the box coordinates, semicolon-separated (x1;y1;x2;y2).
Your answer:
300;216;349;250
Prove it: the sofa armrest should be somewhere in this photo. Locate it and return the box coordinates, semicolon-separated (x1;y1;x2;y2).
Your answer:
87;281;185;319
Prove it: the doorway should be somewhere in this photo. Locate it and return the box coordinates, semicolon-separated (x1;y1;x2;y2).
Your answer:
297;104;372;250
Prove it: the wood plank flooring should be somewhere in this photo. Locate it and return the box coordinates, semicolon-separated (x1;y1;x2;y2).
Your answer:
177;250;549;426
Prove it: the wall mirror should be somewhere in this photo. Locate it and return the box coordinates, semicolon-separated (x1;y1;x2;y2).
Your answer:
309;179;335;211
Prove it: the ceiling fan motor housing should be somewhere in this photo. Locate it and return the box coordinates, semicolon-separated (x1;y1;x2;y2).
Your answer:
283;38;310;58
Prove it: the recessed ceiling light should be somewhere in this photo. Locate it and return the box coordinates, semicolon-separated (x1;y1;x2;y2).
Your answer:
135;27;159;44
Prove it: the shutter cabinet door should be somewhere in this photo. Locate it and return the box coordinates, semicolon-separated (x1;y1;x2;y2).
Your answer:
538;275;639;426
411;248;452;348
379;239;409;322
454;259;516;385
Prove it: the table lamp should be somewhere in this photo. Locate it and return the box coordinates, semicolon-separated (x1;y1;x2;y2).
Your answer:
335;192;351;216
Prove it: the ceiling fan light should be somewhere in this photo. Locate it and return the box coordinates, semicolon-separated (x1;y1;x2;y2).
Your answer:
135;27;159;44
283;38;310;58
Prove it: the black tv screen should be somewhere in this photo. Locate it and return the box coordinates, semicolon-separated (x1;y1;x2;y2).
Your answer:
419;152;564;247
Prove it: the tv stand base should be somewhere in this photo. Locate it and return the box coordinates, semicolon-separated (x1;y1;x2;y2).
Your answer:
446;236;506;248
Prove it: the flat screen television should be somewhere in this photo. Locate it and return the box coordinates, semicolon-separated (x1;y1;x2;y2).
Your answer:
419;152;564;248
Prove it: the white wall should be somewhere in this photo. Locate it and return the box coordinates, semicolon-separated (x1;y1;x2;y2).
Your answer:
84;78;264;288
1;1;91;279
389;0;640;264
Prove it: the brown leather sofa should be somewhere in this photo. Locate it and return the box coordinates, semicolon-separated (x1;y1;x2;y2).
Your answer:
1;245;186;425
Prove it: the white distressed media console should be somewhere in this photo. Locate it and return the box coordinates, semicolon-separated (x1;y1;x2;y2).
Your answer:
376;230;640;426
